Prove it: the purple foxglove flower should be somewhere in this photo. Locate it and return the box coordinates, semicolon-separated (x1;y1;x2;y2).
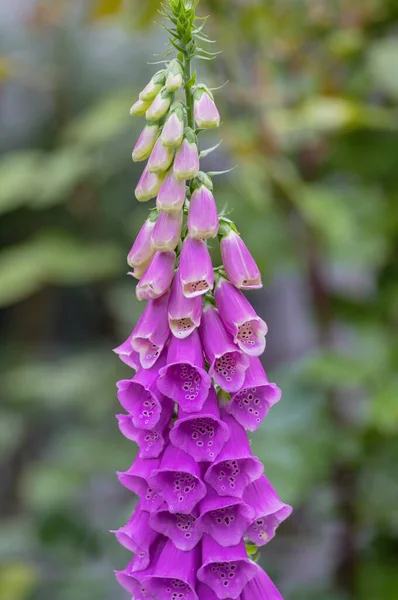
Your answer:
148;444;207;514
165;59;183;92
149;503;202;551
139;69;166;102
168;270;202;339
128;218;156;269
147;137;174;174
157;330;212;413
188;180;219;240
132;123;159;162
228;357;281;431
161;103;184;148
129;259;152;280
143;539;200;600
111;502;158;570
169;387;230;462
135;165;165;202
136;251;175;301
205;411;264;498
115;536;167;597
174;129;200;180
156;169;186;212
116;354;166;430
243;475;292;546
146;88;172;121
131;292;170;369
151;210;183;252
220;229;263;290
116;399;173;458
113;332;140;370
199;486;255;547
179;237;214;298
197;535;258;600
130;98;152;117
117;455;163;512
194;85;221;129
215;278;268;356
200;304;249;393
241;568;284;600
196;583;222;600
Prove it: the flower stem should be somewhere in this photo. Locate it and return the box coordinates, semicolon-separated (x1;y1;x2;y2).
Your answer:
184;54;195;130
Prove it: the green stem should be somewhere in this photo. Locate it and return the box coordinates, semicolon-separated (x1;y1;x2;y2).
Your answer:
183;54;195;130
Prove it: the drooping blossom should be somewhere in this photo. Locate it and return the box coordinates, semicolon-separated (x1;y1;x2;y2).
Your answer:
168;269;202;338
188;176;219;239
151;210;183;252
161;102;185;147
132;122;159;162
135;165;165;202
156;169;186;212
174;129;200;180
146;88;173;121
147;137;174;173
116;400;172;458
127;217;156;270
220;229;263;290
194;85;220;129
139;69;166;101
149;504;202;551
135;250;175;301
165;59;184;92
130;97;152;117
130;291;170;369
179;237;214;298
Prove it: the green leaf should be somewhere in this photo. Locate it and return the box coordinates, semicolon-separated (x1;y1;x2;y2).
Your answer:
371;379;398;434
369;38;398;99
0;151;43;216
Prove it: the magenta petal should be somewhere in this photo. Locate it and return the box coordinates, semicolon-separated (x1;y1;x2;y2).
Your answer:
205;412;264;498
241;568;285;600
168;270;202;339
199;486;255;547
157;330;211;413
157;170;186;212
112;502;158;570
115;536;167;596
220;230;262;290
228;357;281;431
243;475;292;546
179;237;214;298
188;184;219;239
128;218;156;269
215;279;267;356
174;138;200;180
197;535;258;600
151;210;183;252
149;503;202;551
136;251;175;301
113;332;140;370
117;456;163;512
148;444;207;514
131;292;170;369
170;388;230;462
196;583;220;600
200;304;249;393
147;137;173;173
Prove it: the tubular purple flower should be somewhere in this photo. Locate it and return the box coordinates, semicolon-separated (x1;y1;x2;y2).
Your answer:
139;69;166;102
199;486;255;547
147;137;174;174
111;502;158;570
197;536;258;600
168;270;202;339
149;504;202;551
188;180;219;240
151;210;183;252
148;444;207;514
161;103;184;148
146;88;172;121
132;123;159;162
127;218;156;270
156;169;186;212
240;568;284;600
220;229;262;290
113;332;140;370
136;250;175;301
165;59;183;92
243;475;292;547
130;98;152;117
169;388;230;462
194;85;221;129
215;278;268;356
117;455;163;512
157;330;212;413
205;411;264;498
179;237;214;298
196;583;221;600
174;129;200;180
228;357;281;431
131;292;170;369
115;536;167;597
200;304;249;393
135;165;165;202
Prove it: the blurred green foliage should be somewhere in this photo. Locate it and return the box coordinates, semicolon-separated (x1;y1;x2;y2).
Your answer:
0;1;397;599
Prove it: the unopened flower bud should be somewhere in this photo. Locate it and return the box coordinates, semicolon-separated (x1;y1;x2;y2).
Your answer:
139;69;166;102
132;123;159;162
173;129;199;180
157;170;186;213
147;138;174;174
127;217;156;268
136;251;176;301
146;88;172;121
135;166;165;202
165;59;183;92
188;176;218;239
161;103;184;148
220;229;262;290
151;210;183;252
130;98;152;117
194;85;220;129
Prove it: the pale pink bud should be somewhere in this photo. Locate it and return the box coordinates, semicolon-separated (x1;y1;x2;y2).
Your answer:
132;123;159;162
146;89;172;121
165;59;183;92
128;218;156;268
156;170;186;213
220;229;262;290
136;251;176;301
135;166;165;202
194;85;220;129
147;138;174;174
173;130;200;181
161;104;184;148
151;211;183;252
139;70;166;102
188;179;218;239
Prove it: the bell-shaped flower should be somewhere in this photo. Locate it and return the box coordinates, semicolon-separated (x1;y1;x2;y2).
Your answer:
205;411;263;498
243;474;292;547
115;536;167;596
148;444;207;515
151;210;183;252
179;237;214;298
131;292;170;369
161;103;184;148
149;503;202;551
130;97;152;117
169;387;230;462
156;169;186;212
240;568;285;600
111;502;158;571
139;69;166;102
128;259;152;281
132;123;159;162
117;455;163;512
228;357;281;431
147;137;174;174
194;85;220;129
116;354;167;430
113;332;140;370
136;251;175;302
199;486;255;547
220;229;262;290
127;217;156;270
215;278;267;356
165;59;183;92
135;166;165;202
200;304;249;393
188;176;219;239
146;88;172;121
174;129;200;180
157;330;212;413
168;269;202;339
197;536;258;600
116;398;173;459
196;583;223;600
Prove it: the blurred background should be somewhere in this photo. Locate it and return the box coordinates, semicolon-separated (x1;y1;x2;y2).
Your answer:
1;1;398;599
